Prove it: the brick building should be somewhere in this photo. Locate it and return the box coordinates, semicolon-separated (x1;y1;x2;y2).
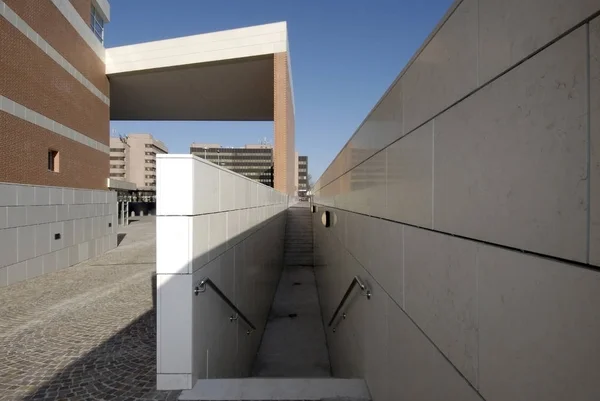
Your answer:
297;155;309;197
190;143;274;187
0;1;295;287
110;133;168;191
0;0;117;287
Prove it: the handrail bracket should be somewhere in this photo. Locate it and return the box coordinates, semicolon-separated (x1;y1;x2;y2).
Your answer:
194;277;256;334
328;275;371;331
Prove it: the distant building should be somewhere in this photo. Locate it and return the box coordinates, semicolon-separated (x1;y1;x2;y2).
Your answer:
298;155;308;197
110;133;168;191
190;143;274;187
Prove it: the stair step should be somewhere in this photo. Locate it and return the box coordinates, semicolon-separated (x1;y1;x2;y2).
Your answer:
179;378;371;400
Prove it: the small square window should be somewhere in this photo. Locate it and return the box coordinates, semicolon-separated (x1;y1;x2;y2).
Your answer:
48;150;59;172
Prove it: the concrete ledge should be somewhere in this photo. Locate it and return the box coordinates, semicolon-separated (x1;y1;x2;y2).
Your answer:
179;378;371;400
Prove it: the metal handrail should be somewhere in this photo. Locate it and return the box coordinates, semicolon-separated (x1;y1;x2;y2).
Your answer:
194;277;256;333
328;275;371;329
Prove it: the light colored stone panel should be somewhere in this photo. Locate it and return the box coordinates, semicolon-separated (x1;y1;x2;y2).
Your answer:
26;256;44;279
590;17;600;266
17;185;35;206
219;171;235;212
208;213;227;260
7;262;27;285
478;0;600;83
34;187;50;206
35;223;51;257
192;215;210;272
386;122;433;227
0;183;18;206
478;245;600;401
157;274;193;375
7;206;26;228
56;248;69;270
157;216;191;275
403;0;478;133
0;228;18;268
387;303;483;401
49;187;63;204
18;225;36;262
366;218;404;309
43;252;57;274
403;226;479;385
434;27;588;262
68;245;79;266
348;79;403;170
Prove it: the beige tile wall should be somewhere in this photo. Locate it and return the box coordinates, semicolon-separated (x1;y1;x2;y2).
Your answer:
312;1;600;400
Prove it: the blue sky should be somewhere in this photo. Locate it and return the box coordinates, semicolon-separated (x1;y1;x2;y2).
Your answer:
107;0;453;181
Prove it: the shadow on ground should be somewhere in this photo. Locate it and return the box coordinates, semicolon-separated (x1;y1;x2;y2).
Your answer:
20;277;177;401
117;233;127;246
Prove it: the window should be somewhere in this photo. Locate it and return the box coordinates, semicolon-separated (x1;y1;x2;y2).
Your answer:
48;150;59;172
90;5;104;42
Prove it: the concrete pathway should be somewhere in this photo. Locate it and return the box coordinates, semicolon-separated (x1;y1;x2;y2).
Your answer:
252;204;331;377
0;217;179;401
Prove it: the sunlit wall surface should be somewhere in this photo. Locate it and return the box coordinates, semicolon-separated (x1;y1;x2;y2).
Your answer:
312;1;600;400
155;155;288;390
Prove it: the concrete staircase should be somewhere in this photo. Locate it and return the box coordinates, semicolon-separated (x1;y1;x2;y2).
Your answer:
178;205;371;400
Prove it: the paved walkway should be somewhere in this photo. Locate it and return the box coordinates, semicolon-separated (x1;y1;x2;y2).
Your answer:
0;217;180;401
252;204;331;377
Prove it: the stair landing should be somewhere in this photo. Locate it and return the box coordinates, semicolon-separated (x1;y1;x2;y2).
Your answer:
179;378;371;400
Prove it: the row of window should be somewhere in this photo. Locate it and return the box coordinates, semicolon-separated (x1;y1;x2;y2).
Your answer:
145;174;156;179
145;182;156;187
145;159;156;164
110;164;125;169
145;152;157;156
90;5;104;42
110;173;125;178
110;148;125;152
110;156;125;161
193;152;272;157
145;167;156;171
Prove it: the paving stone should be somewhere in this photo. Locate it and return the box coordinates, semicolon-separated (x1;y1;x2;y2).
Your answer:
0;217;180;401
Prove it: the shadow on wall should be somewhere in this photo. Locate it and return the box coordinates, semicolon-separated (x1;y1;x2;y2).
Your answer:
18;209;288;400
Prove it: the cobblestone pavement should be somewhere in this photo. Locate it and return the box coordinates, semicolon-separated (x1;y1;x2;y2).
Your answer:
0;217;181;401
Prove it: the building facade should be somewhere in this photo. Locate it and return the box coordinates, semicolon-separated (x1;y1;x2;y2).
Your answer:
0;0;117;287
1;2;295;289
298;155;308;197
110;133;167;191
190;143;274;187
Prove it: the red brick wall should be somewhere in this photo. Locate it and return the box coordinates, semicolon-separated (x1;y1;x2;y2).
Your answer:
274;52;295;195
0;113;109;189
4;0;108;95
0;1;109;190
69;0;92;25
1;20;109;145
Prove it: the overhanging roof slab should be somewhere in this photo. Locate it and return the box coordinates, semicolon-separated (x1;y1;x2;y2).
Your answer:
106;22;288;121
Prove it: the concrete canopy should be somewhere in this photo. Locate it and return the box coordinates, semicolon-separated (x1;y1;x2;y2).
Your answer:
105;22;296;195
106;22;288;121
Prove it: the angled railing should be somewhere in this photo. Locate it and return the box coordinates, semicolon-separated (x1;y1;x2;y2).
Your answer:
328;275;371;332
194;277;256;334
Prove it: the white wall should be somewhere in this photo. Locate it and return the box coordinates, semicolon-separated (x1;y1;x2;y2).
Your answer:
0;183;118;287
156;155;288;390
312;2;600;401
